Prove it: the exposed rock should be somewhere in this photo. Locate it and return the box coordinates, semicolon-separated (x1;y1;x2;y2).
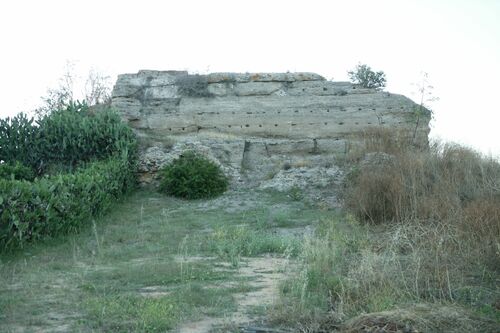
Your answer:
206;72;325;83
259;166;343;192
144;86;178;99
207;82;233;96
234;82;283;96
111;71;430;189
115;70;187;88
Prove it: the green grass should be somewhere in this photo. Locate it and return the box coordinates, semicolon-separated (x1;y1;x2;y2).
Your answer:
0;189;329;332
204;225;301;266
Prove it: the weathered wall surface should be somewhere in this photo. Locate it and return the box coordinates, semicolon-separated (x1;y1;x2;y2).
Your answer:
111;70;429;193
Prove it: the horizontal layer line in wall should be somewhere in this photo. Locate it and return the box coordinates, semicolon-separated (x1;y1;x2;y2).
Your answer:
159;120;403;132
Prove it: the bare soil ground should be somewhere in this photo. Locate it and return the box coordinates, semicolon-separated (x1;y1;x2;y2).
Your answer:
176;256;291;333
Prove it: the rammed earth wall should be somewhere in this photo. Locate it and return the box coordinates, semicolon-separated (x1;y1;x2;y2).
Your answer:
111;71;430;186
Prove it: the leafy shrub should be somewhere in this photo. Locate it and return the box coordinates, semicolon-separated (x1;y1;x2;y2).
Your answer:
0;113;39;170
0;102;137;249
288;186;304;201
0;161;35;181
0;154;136;248
159;151;228;199
36;101;137;172
0;101;137;174
348;63;386;89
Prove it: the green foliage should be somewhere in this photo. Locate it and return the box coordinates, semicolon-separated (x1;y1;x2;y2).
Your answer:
159;151;228;199
0;101;137;249
0;161;35;181
206;225;301;266
37;101;137;172
348;63;386;89
288;186;304;201
0;155;136;249
85;295;180;332
0;113;39;170
0;101;137;174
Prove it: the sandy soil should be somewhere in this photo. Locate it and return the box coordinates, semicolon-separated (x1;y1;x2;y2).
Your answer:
176;256;291;333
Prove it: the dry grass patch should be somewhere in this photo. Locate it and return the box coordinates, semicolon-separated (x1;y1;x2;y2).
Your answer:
340;303;498;333
270;129;499;332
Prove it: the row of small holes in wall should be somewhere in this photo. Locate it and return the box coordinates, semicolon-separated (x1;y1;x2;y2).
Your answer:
300;86;356;92
226;121;388;127
166;120;402;131
194;106;405;116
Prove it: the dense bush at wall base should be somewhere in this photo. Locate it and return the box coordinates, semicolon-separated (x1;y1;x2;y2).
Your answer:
159;151;228;199
0;102;137;175
0;154;136;249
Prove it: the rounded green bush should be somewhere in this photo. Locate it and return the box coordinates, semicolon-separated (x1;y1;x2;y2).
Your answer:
0;161;35;181
159;151;228;199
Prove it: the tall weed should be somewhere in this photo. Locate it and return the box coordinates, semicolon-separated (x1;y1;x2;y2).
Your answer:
272;129;500;331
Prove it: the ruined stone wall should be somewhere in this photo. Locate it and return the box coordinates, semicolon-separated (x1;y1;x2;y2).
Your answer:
111;70;430;190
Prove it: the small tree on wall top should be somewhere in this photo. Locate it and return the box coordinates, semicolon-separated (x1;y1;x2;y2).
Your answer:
348;63;386;90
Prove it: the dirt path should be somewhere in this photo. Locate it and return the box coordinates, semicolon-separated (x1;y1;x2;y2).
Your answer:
176;256;290;333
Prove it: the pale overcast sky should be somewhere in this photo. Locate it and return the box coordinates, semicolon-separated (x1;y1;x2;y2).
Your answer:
1;0;499;156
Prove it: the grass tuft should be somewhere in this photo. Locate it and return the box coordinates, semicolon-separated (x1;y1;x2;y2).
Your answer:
270;129;500;332
205;225;301;266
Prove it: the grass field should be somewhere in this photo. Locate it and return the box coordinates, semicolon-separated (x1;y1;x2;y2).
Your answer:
0;189;329;332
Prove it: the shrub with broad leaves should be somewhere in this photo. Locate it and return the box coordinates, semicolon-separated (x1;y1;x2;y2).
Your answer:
159;151;228;199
